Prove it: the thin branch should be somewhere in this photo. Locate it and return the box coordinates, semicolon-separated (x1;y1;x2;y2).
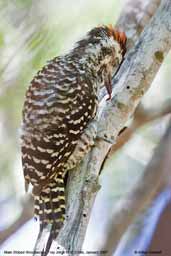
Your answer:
109;102;171;155
58;0;171;252
101;118;171;255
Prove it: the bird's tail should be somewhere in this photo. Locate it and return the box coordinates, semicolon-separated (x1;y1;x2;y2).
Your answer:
33;174;65;256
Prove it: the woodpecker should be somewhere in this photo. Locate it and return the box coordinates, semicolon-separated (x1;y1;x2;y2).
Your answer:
21;25;126;254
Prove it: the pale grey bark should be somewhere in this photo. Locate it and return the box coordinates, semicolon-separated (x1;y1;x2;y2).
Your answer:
116;0;161;48
57;0;171;253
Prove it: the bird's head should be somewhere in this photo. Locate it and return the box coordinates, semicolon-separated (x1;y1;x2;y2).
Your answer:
93;25;127;99
73;25;127;99
105;24;127;57
101;25;127;99
84;25;127;99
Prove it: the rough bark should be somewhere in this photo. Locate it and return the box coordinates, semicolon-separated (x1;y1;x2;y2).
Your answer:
58;0;171;253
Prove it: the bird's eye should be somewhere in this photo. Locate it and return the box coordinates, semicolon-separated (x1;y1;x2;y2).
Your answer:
102;47;112;55
106;48;112;54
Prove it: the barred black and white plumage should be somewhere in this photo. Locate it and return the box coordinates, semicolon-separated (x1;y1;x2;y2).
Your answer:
21;25;126;254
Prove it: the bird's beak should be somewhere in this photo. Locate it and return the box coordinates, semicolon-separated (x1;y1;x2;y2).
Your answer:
105;73;112;100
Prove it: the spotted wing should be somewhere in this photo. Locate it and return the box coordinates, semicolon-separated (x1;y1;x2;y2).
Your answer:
21;58;97;188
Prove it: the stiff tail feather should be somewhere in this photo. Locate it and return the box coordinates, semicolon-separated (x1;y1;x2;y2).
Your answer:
33;174;65;256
